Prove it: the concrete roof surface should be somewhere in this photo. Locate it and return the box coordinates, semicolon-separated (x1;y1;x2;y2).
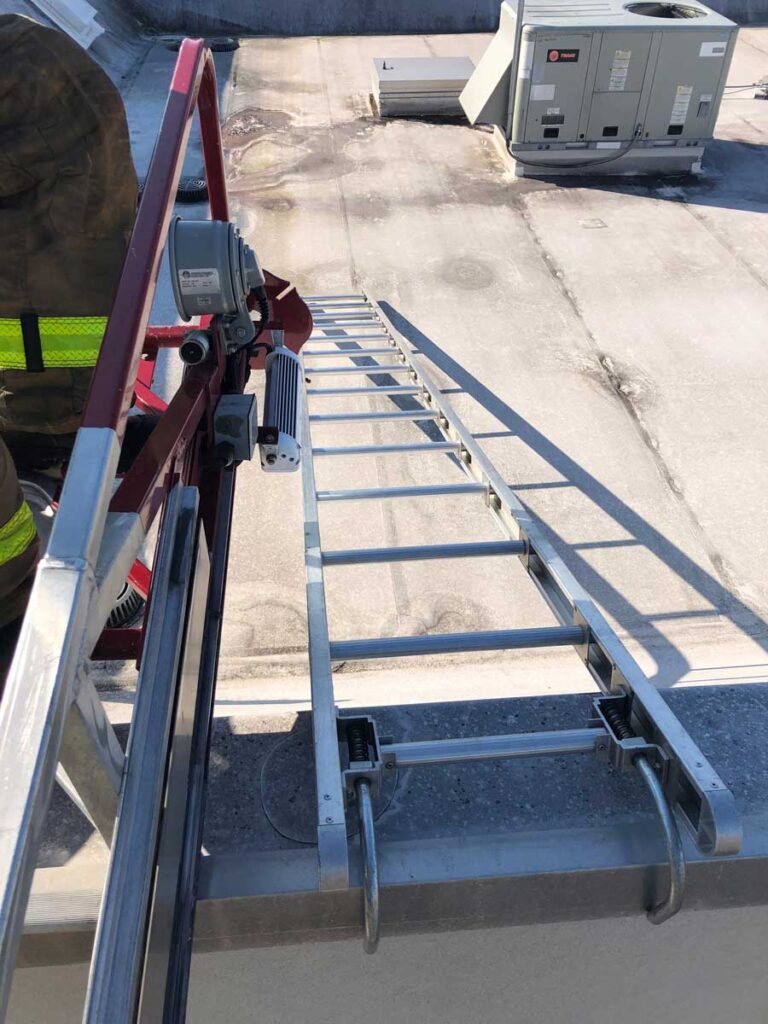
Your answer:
214;28;768;703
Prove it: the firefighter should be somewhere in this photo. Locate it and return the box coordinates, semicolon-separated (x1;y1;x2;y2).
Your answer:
0;14;138;676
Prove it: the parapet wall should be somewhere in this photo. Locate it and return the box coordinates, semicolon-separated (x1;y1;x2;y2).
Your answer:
127;0;767;34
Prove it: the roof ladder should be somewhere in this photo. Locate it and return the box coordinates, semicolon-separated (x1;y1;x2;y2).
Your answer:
299;294;741;953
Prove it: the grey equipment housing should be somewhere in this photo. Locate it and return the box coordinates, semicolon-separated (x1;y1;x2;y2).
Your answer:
169;218;266;351
213;394;258;464
259;340;302;472
460;0;737;176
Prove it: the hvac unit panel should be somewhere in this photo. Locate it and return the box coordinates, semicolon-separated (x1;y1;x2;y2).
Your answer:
525;34;593;141
586;89;644;139
594;31;653;93
643;31;733;138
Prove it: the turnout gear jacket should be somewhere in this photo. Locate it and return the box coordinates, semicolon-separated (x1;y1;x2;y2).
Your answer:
0;14;137;433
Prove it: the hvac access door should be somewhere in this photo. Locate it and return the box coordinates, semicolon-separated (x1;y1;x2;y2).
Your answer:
522;33;593;143
586;30;653;141
643;29;734;139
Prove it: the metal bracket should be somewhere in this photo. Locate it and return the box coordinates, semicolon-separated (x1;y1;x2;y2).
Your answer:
338;716;384;799
337;717;383;953
589;694;684;924
591;694;668;779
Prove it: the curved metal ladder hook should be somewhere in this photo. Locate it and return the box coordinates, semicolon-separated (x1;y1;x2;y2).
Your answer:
356;779;380;953
636;754;686;925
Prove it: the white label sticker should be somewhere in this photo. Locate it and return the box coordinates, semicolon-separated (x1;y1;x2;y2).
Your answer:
596;141;622;149
700;93;713;103
546;106;561;115
670;85;693;125
609;49;631;91
699;41;727;57
531;83;556;101
178;268;220;295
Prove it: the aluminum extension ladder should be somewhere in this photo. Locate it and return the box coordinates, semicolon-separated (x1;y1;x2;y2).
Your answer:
299;294;742;952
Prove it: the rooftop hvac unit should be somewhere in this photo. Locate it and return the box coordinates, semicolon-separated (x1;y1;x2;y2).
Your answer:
460;0;737;175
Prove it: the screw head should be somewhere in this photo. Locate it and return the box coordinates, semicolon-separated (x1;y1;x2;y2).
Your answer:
325;816;333;823
323;794;331;801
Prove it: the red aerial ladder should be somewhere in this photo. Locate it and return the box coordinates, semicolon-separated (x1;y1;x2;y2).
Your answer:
0;38;311;1023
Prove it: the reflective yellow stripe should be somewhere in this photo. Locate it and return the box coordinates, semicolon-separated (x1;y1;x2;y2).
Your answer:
0;320;25;369
0;502;36;565
0;317;107;369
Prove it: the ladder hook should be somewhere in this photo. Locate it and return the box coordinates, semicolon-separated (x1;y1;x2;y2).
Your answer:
635;754;687;925
356;779;380;953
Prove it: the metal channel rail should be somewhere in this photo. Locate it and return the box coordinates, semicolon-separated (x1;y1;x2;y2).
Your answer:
300;294;742;952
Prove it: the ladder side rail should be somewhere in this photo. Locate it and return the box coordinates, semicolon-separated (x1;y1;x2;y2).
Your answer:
137;514;212;1023
159;466;237;1023
300;392;350;891
83;486;200;1024
57;510;147;842
0;431;125;1022
372;299;741;857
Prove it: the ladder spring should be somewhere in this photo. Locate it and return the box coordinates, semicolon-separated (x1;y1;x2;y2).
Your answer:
348;724;369;763
603;704;634;742
602;702;687;924
348;723;380;953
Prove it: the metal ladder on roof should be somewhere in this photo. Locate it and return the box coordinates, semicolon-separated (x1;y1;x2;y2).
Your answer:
299;293;742;952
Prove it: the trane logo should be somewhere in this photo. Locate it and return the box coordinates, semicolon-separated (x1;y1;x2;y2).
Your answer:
546;48;580;63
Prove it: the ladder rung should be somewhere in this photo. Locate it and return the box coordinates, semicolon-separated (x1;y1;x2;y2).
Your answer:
383;728;604;767
306;385;421;397
307;365;410;375
317;482;486;501
308;301;370;309
322;540;526;566
312;310;375;317
308;333;389;343
330;626;586;660
306;294;367;301
304;348;396;358
312;442;460;457
310;410;437;424
311;318;380;327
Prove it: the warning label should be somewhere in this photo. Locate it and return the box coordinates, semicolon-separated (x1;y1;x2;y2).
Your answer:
546;48;580;63
670;85;693;126
178;268;220;295
609;49;631;92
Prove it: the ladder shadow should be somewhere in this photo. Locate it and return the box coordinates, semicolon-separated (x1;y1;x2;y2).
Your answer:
378;301;768;690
